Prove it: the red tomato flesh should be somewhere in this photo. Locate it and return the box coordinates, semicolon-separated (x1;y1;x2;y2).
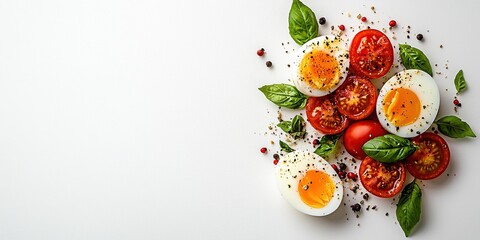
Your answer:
359;157;406;198
306;96;350;135
333;75;378;120
406;132;450;180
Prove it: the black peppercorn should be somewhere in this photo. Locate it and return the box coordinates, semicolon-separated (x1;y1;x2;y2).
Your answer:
416;34;424;41
351;203;361;212
339;163;347;171
273;153;280;160
319;17;326;25
266;61;272;67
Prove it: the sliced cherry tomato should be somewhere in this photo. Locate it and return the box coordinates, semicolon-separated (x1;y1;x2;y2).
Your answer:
359;157;406;198
343;120;387;160
333;75;378;120
306;96;350;135
406;132;450;180
349;29;394;79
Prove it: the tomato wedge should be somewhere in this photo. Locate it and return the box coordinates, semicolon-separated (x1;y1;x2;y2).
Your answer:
349;29;394;79
406;132;450;180
359;157;406;198
306;96;350;135
333;75;378;120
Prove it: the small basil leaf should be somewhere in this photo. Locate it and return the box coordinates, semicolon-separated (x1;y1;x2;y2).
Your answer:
362;134;417;163
288;0;318;45
399;44;433;76
279;140;295;153
396;180;422;237
454;70;467;94
314;135;340;158
435;115;476;138
259;84;308;109
277;121;292;133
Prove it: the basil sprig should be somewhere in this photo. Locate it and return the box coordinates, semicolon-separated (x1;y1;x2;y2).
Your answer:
279;140;295;153
314;135;340;157
288;0;318;45
362;134;417;163
396;180;422;237
399;44;433;76
259;84;307;109
454;70;467;94
435;115;476;138
277;115;306;139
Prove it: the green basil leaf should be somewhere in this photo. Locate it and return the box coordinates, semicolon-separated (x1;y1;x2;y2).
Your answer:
288;0;318;45
259;84;308;109
396;180;422;237
435;115;476;138
362;134;417;163
279;140;295;153
277;121;292;132
277;115;306;139
314;135;340;157
399;44;433;76
454;70;467;94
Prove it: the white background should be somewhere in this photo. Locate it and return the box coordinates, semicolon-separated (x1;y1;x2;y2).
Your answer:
0;0;479;239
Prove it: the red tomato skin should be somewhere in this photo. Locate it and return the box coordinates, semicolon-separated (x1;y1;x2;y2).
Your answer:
306;96;350;135
343;120;388;160
406;132;450;180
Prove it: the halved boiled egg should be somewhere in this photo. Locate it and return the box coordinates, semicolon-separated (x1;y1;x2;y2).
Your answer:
292;35;349;97
376;69;440;138
275;150;343;216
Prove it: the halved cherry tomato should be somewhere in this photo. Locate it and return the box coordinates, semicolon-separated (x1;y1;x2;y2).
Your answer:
343;120;387;160
359;157;406;198
333;75;378;120
306;96;350;135
405;132;450;180
349;29;394;79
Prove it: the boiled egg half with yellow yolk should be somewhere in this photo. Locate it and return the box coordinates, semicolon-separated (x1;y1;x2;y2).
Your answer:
292;35;349;97
376;69;440;138
275;150;343;216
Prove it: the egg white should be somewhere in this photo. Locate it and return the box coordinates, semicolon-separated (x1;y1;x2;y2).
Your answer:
292;35;349;97
275;150;343;216
376;69;440;138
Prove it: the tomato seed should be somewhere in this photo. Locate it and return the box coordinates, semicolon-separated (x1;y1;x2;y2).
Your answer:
389;20;397;27
339;25;345;31
256;48;265;56
361;17;367;22
273;159;279;165
260;147;267;153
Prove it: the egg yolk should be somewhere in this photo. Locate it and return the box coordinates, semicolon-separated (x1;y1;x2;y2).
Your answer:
382;88;421;126
298;170;335;208
299;49;340;91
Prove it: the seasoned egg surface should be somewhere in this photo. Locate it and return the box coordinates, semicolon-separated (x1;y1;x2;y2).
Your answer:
376;69;440;138
275;150;343;216
292;35;349;97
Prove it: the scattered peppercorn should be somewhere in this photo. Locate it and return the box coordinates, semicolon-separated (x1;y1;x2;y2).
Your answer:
453;99;461;106
266;61;272;67
312;139;320;145
416;34;424;41
273;153;280;160
361;16;367;22
389;20;397;27
339;25;345;31
260;147;267;153
339;163;347;171
331;164;339;172
319;17;326;25
338;171;346;179
347;172;357;180
351;203;361;212
256;48;265;56
273;159;279;165
363;193;369;201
